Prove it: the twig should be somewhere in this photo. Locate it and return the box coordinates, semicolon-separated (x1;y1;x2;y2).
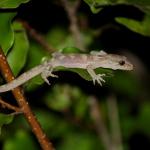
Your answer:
0;98;21;112
20;20;55;53
107;94;123;150
61;0;85;50
0;48;54;150
89;96;112;150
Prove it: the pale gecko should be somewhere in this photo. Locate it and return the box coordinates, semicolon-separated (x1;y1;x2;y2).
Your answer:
0;51;133;93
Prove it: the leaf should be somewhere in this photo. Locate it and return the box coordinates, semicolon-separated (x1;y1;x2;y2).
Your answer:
0;12;16;54
61;46;82;53
138;102;150;135
119;102;137;138
54;67;113;82
35;109;72;138
115;15;150;36
83;0;106;13
46;27;70;49
44;84;72;111
73;88;89;119
7;22;29;76
46;27;93;50
44;84;89;119
57;132;103;150
108;71;139;96
44;84;88;115
23;42;48;91
0;0;30;9
0;113;14;134
83;0;150;14
3;130;39;150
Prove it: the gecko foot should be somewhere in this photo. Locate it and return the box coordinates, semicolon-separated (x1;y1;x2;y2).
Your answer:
41;70;58;85
92;74;106;86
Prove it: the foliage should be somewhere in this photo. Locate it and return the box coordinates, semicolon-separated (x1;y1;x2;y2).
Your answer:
3;130;39;150
0;114;14;134
0;0;30;9
7;22;29;76
83;0;150;13
0;13;16;53
0;0;150;150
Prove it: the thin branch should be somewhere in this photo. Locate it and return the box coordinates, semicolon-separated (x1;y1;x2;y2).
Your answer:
89;96;112;150
0;48;54;150
0;98;21;112
107;94;123;150
61;0;85;50
20;20;56;53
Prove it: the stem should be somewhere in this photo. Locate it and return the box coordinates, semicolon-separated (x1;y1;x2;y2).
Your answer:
0;98;21;112
107;94;123;150
61;0;85;50
20;20;56;53
89;96;112;150
0;48;54;150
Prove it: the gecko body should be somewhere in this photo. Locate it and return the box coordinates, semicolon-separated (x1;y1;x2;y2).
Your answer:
0;51;133;93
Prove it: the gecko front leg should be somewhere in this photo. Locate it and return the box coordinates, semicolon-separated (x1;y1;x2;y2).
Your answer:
87;65;105;86
41;64;58;85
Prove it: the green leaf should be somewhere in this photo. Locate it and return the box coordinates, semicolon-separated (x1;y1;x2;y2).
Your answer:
119;102;137;138
108;71;139;96
46;27;93;50
46;27;70;49
57;132;103;150
35;109;72;138
44;84;72;111
115;15;150;36
138;102;150;135
0;12;16;54
55;67;113;82
44;84;89;119
83;0;150;13
61;46;82;53
23;42;48;91
83;0;105;13
7;22;29;76
3;130;39;150
73;89;88;119
0;113;14;134
0;0;30;9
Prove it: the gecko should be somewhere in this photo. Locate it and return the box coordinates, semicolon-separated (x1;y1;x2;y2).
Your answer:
0;51;133;93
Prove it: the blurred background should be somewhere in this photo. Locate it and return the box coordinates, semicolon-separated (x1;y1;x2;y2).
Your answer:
0;0;150;150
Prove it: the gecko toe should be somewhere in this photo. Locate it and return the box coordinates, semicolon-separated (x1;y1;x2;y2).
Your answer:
92;74;106;86
44;78;51;85
50;73;58;78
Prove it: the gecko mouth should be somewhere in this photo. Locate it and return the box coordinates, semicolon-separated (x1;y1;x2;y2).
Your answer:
124;63;133;70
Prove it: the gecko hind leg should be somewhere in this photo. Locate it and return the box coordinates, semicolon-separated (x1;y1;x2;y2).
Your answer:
41;65;58;85
87;65;106;86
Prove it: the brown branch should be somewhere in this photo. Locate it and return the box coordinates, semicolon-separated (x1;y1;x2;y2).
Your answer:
0;98;21;112
20;20;56;53
61;0;85;50
89;96;113;150
0;48;54;150
107;94;123;150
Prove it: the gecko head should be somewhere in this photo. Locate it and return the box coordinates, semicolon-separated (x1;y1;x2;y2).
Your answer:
106;54;133;70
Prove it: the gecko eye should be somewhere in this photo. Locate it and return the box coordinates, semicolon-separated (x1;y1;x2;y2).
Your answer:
119;60;125;66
